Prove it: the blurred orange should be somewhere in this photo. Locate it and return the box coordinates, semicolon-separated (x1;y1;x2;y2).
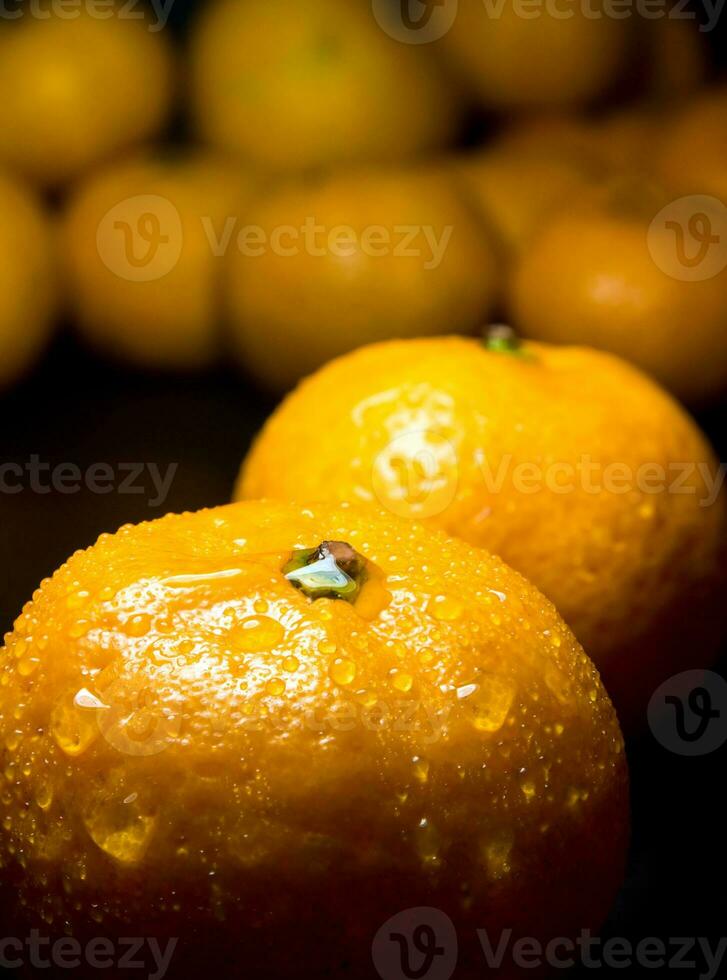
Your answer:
510;179;727;403
0;3;175;188
190;0;459;174
497;108;659;175
61;151;256;371
453;147;598;259
658;85;727;199
224;167;500;391
439;1;631;110
0;170;57;386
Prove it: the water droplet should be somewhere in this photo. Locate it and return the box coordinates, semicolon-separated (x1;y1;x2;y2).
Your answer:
412;757;429;784
469;676;515;733
391;671;413;693
566;787;581;808
229;616;285;653
545;666;572;705
483;830;514;881
83;793;156;865
125;614;152;638
427;595;465;622
17;657;39;677
415;818;440;868
66;591;90;610
318;640;337;656
51;698;99;757
329;658;356;686
265;678;286;697
520;779;536;800
283;656;300;673
36;785;53;811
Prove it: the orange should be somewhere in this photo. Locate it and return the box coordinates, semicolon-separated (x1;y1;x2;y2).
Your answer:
439;1;631;110
510;179;727;403
238;337;726;730
453;146;597;259
224;167;500;391
0;500;627;977
657;85;727;200
497;108;659;175
0;3;175;188
0;170;57;387
190;0;458;174
60;151;256;371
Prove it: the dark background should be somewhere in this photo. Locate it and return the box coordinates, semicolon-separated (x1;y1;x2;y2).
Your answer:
1;2;726;977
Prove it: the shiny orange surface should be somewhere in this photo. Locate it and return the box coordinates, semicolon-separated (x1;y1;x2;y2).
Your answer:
0;501;627;977
240;338;726;729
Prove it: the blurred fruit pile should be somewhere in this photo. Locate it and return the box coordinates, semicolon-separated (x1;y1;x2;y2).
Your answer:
0;0;726;405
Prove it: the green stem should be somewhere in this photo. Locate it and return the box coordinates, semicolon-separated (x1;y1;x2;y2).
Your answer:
283;541;367;603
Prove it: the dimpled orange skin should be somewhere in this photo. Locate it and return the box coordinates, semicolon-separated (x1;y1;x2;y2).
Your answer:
0;4;174;189
510;183;727;404
0;501;627;978
225;168;500;391
239;340;726;730
60;152;257;370
190;0;458;174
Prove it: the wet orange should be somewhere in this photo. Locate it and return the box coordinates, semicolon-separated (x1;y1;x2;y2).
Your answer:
225;167;500;391
0;3;174;188
0;501;627;978
0;170;57;387
190;0;458;173
239;338;726;729
60;151;256;370
510;179;727;403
